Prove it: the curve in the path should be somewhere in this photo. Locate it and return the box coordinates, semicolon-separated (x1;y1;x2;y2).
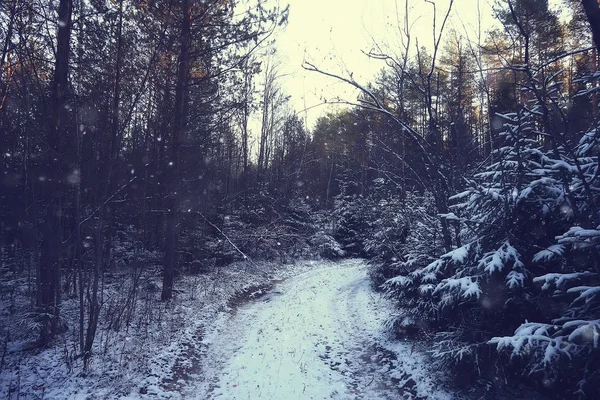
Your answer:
191;260;453;400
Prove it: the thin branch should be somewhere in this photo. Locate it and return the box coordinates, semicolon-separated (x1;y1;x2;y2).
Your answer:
195;212;269;275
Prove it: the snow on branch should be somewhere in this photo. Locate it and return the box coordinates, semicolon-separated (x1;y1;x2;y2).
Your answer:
532;244;566;263
533;271;597;291
434;277;482;300
557;226;600;248
478;241;524;275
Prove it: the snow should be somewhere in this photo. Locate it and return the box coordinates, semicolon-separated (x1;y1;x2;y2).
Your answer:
557;226;600;248
564;320;600;347
532;245;566;263
506;271;526;289
191;260;454;399
549;160;578;173
543;342;559;364
534;271;597;290
448;245;469;263
435;277;482;299
479;241;523;274
1;259;456;400
438;212;459;221
385;275;413;287
448;190;471;201
1;260;326;399
566;286;600;302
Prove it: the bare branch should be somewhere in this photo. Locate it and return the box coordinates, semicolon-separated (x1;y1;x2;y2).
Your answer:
301;62;451;192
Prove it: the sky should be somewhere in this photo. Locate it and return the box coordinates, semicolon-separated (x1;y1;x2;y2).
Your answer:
272;0;493;128
270;0;563;129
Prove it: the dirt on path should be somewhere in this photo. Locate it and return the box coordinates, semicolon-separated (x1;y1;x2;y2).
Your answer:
187;259;453;400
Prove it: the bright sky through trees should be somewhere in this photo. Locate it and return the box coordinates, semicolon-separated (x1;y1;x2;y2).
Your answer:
274;0;563;127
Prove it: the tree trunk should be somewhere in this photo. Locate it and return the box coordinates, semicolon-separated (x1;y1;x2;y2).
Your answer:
0;0;16;114
162;0;191;301
582;0;600;53
38;0;73;343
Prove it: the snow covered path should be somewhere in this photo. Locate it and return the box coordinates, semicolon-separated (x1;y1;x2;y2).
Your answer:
192;259;453;400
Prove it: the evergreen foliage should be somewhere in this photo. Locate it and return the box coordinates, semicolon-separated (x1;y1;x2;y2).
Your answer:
380;73;600;396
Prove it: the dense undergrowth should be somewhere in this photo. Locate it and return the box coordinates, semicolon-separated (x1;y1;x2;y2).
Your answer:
0;191;347;399
333;80;600;398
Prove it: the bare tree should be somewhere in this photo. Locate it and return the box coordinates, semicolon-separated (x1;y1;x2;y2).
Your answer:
304;0;456;251
257;57;288;176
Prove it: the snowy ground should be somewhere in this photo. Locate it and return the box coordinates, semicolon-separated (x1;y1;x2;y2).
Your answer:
0;259;325;399
189;259;454;400
1;259;456;399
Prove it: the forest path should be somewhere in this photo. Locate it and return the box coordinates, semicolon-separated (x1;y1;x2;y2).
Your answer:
190;259;453;400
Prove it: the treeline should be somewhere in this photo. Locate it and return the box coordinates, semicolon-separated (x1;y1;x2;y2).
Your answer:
2;0;600;396
303;0;600;397
0;0;336;369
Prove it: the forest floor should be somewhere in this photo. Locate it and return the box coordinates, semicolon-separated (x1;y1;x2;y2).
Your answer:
1;259;455;400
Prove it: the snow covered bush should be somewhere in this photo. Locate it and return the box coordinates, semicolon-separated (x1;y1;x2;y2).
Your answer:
332;177;443;271
331;193;374;257
309;230;346;259
193;197;327;264
111;225;161;270
382;71;600;395
489;92;600;397
383;103;583;384
367;190;442;289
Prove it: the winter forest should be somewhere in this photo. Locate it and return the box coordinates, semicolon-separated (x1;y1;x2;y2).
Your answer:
1;0;600;398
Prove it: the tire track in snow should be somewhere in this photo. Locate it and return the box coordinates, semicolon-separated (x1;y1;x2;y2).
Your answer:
190;260;453;400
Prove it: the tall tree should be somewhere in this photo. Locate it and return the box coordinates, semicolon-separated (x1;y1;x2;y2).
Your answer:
162;0;191;301
38;0;73;342
581;0;600;52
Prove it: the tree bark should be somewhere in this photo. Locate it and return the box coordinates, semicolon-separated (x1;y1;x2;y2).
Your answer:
582;0;600;53
162;0;191;301
38;0;73;342
82;0;124;367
